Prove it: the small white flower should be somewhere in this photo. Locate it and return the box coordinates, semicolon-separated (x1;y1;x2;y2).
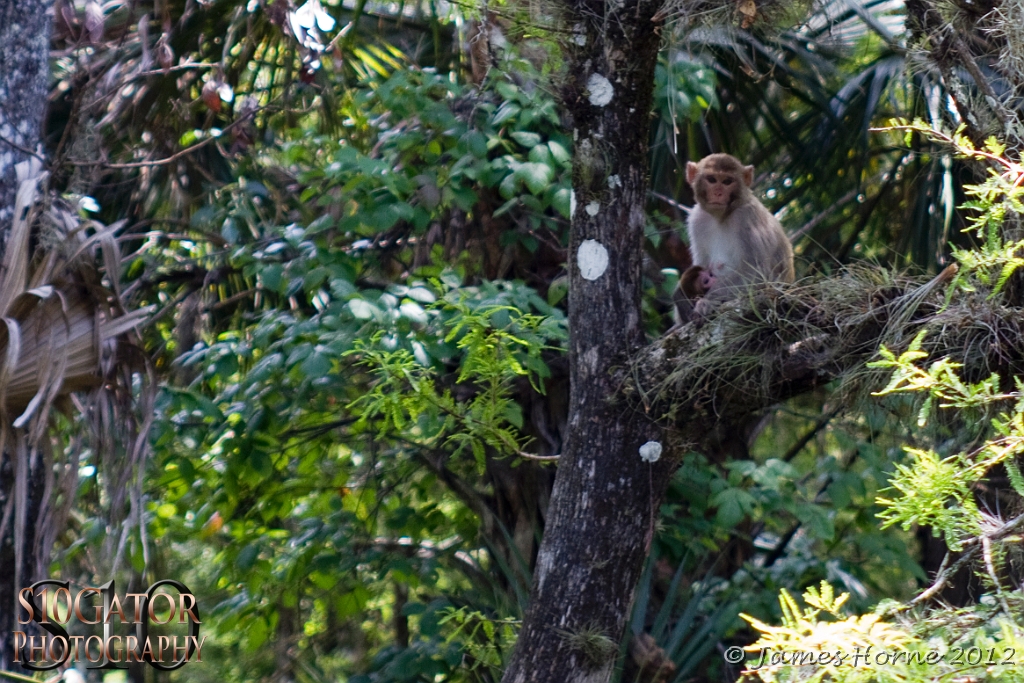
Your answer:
639;441;662;463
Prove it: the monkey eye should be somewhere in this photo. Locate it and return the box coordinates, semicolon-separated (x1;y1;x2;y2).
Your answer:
722;178;734;186
706;175;718;184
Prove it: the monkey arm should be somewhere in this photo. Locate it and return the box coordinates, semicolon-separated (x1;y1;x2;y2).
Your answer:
745;203;794;283
673;285;697;323
685;207;712;268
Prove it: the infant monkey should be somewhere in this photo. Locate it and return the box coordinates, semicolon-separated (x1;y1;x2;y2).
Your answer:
674;153;794;322
672;265;715;322
680;265;715;299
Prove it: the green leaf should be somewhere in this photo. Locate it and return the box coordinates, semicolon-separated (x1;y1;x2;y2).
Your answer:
493;197;520;218
402;602;427;616
529;145;553;165
794;503;835;540
492;101;520;126
400;301;428;325
348;299;378;319
249;449;272;477
501;402;523;428
548;140;571;166
464;131;488;158
236;544;260;570
407;287;436;303
261;264;284;292
499;173;519;200
301;351;332;377
547;276;568;306
552;187;571;218
245;617;269;651
711;488;755;528
516;163;554;195
511;131;542;148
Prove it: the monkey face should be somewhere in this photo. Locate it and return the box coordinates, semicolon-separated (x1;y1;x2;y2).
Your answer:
686;155;754;217
699;270;715;293
699;173;737;209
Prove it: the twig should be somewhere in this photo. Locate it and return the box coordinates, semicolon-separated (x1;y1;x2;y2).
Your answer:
981;535;1012;614
0;134;45;161
901;536;997;614
906;550;962;608
66;107;259;169
517;451;560;461
871;123;1023;179
0;670;60;683
650;191;692;215
782;405;841;462
206;288;256;311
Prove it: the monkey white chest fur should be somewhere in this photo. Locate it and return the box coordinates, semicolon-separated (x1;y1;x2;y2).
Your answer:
687;202;790;284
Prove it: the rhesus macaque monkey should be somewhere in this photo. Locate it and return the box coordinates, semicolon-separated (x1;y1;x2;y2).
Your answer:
676;153;794;320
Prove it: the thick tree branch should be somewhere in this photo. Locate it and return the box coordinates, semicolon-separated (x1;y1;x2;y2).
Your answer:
625;264;1023;449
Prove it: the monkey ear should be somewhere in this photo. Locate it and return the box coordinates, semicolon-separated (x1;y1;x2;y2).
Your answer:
686;161;699;186
742;165;754;187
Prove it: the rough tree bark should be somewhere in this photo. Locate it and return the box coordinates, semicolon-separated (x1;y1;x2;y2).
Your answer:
0;0;53;670
499;1;671;681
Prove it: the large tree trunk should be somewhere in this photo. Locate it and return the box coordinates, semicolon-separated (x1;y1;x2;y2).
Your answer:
0;0;51;241
0;0;53;670
500;2;669;681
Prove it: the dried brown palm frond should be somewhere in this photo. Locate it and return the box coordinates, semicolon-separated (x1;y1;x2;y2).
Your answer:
0;162;148;420
0;158;152;597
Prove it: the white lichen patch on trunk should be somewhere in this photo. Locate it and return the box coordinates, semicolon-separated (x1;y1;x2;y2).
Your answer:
577;239;609;280
585;201;599;216
586;73;614;107
607;174;621;189
639;441;662;463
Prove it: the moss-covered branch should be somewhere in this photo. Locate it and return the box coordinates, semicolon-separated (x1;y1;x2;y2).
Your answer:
625;264;1024;448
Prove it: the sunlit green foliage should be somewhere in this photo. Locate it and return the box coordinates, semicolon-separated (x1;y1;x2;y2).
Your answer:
743;136;1024;683
743;583;1024;683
